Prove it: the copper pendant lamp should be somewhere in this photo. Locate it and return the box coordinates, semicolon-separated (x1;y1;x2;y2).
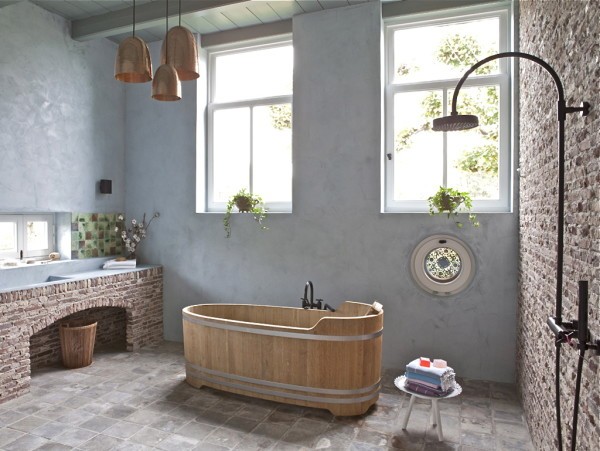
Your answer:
152;0;181;101
115;0;152;83
160;0;199;80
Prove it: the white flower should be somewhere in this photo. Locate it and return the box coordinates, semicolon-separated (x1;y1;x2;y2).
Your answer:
114;227;119;233
121;231;127;238
131;219;137;225
117;214;124;221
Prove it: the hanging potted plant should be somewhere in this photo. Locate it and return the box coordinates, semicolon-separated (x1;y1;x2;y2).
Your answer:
427;186;479;228
223;189;268;238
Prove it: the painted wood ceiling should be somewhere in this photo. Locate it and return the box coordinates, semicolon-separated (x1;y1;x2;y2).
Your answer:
0;0;377;43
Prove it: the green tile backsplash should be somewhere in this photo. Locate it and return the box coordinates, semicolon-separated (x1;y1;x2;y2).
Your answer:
71;213;124;259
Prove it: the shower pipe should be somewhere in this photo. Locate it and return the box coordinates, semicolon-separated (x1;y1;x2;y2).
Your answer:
432;51;596;451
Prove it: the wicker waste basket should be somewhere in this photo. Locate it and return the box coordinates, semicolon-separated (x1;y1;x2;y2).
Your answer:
59;321;97;369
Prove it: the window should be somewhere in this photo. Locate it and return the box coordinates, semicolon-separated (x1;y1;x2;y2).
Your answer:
384;7;511;212
411;234;475;296
206;40;293;212
0;214;54;259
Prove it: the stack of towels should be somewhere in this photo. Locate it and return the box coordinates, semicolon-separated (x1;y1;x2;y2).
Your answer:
405;358;455;397
102;258;136;270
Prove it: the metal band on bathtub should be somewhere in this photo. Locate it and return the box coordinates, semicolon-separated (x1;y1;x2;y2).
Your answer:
185;361;381;396
186;366;380;405
182;313;383;342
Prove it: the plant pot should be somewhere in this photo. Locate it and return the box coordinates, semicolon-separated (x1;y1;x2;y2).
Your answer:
439;195;463;212
235;197;253;212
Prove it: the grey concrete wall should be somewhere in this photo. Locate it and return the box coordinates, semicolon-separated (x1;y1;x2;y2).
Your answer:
0;1;125;214
127;2;519;382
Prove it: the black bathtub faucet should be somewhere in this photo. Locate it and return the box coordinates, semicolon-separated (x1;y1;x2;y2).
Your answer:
301;281;336;312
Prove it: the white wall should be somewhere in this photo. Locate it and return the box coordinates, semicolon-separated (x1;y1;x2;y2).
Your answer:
0;1;125;214
127;2;519;382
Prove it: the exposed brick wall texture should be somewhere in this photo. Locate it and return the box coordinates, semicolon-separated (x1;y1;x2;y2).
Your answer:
0;267;163;404
518;1;599;450
30;307;127;371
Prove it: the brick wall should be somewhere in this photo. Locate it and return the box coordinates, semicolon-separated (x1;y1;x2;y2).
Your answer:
0;267;163;404
518;1;599;450
30;307;127;371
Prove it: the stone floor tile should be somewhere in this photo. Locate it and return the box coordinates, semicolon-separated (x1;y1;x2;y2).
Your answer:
422;441;459;450
249;422;290;441
102;404;137;420
0;427;25;447
14;401;53;415
112;441;155;450
123;408;159;425
156;432;199;450
79;415;119;433
2;433;50;451
78;433;124;450
0;409;28;427
102;420;145;439
355;427;390;447
53;427;98;447
460;431;496;449
389;432;426;450
460;416;493;435
224;415;262;433
349;441;390;451
56;408;96;425
30;421;74;440
128;426;171;447
493;420;531;440
194;442;231;451
8;415;49;433
149;413;190;433
35;442;74;451
196;409;233;427
177;420;216;441
204;426;248;449
495;434;535;450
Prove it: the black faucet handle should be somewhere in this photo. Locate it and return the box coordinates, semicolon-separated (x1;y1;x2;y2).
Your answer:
315;299;323;310
301;298;310;309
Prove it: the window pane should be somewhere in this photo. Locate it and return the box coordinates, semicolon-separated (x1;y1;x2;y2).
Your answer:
213;108;251;202
393;17;499;83
214;45;293;102
393;91;443;200
252;104;293;203
447;85;500;199
26;221;49;251
0;222;17;252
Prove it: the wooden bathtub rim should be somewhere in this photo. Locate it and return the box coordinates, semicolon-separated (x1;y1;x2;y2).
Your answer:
185;362;381;396
182;301;383;338
183;313;382;341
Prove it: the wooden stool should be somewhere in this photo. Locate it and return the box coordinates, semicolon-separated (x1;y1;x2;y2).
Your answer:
394;375;462;442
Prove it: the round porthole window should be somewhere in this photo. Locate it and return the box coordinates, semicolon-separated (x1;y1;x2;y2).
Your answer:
410;235;475;296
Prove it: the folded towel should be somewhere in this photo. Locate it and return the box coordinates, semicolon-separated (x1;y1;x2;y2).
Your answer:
405;380;453;397
407;358;454;378
103;259;136;269
405;370;454;392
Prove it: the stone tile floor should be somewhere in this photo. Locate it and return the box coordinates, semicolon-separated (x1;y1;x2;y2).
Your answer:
0;342;534;450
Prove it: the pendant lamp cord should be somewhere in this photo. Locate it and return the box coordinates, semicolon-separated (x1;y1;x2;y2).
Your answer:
132;0;136;36
179;0;181;26
165;0;169;59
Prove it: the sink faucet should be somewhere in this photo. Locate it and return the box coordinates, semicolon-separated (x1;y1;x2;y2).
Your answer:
301;281;335;311
302;281;314;309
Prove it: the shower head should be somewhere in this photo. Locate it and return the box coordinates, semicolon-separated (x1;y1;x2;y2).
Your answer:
432;113;479;132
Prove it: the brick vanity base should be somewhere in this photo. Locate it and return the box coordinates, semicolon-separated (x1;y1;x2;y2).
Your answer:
0;267;163;404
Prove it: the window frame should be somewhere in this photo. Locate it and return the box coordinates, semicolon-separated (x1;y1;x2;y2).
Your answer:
384;6;512;213
0;213;55;259
205;39;293;213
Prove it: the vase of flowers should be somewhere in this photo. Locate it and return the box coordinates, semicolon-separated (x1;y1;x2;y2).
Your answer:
115;212;160;259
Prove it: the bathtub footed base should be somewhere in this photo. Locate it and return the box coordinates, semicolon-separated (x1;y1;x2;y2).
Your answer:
185;368;380;416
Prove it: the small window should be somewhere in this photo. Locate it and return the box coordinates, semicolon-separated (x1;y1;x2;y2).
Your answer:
0;214;54;259
384;7;511;213
205;40;293;212
411;234;475;296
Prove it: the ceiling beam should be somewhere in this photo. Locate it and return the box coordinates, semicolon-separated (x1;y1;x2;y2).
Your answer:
71;0;251;41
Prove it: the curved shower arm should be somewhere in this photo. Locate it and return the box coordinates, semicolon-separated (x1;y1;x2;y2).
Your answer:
450;51;566;115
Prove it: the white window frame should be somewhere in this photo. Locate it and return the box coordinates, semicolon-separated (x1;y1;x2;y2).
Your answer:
205;38;293;213
0;214;55;259
384;5;512;213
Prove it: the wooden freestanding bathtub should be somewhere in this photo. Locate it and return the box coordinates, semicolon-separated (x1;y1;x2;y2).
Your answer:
182;301;383;416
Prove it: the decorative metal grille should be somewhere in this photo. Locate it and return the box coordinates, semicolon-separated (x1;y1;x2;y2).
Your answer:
424;247;462;282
